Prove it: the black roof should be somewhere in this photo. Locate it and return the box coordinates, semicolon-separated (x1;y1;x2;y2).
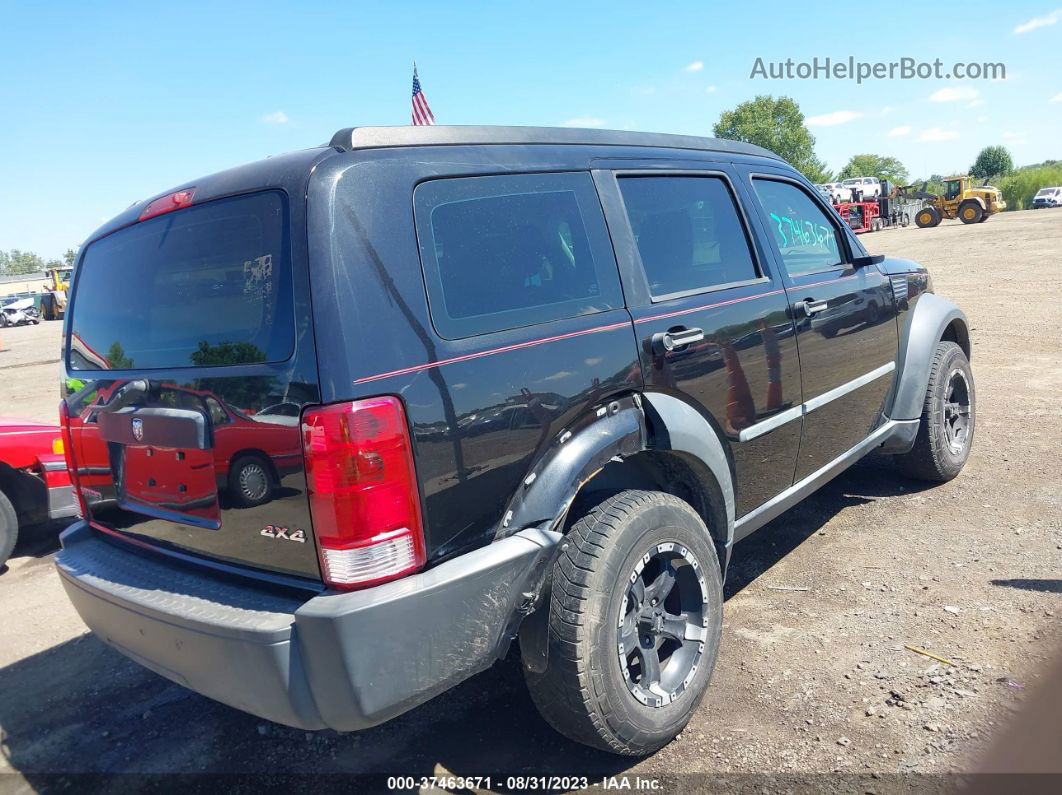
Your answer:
327;125;783;162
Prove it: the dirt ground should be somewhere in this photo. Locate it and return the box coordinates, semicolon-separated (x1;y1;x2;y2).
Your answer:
1;210;1060;791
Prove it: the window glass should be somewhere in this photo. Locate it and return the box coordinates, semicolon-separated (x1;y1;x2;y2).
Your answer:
205;397;231;425
617;176;759;297
70;191;291;370
414;173;622;339
752;179;844;277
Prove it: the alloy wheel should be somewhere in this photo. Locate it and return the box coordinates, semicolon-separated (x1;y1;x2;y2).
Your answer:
617;542;710;708
942;368;972;455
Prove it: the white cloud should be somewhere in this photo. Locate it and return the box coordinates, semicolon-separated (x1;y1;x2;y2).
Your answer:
706;85;717;93
929;86;979;103
1051;92;1062;103
806;110;863;127
684;60;704;72
1003;130;1028;145
887;125;912;138
1014;8;1062;34
919;127;960;142
261;111;289;125
559;116;607;128
977;115;990;123
967;98;985;108
880;105;894;115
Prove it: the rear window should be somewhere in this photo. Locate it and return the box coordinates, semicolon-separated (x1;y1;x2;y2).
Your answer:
414;172;622;339
69;191;292;370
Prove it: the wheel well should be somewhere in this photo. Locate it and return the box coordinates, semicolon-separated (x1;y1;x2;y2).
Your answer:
941;319;971;360
566;449;729;574
0;463;46;526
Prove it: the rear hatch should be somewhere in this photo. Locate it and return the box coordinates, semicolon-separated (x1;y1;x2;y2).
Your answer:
63;187;322;584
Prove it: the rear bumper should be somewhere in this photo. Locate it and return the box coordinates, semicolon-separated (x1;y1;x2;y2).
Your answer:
55;522;558;731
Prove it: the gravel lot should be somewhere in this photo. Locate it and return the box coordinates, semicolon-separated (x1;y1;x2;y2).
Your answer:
1;210;1060;790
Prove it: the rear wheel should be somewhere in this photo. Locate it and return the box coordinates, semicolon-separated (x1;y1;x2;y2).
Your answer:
895;341;975;481
915;206;941;228
524;490;723;755
0;489;19;569
228;454;273;508
959;201;984;224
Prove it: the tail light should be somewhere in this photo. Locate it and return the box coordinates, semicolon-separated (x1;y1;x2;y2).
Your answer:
302;397;426;590
58;401;88;518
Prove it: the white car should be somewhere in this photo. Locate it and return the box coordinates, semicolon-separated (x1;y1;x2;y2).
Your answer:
1033;186;1061;208
841;176;882;200
818;182;852;203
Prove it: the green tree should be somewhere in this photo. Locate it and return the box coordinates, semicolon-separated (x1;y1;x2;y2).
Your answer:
803;155;834;185
105;341;135;369
63;247;79;266
997;163;1062;209
0;249;46;276
970;145;1014;181
837;154;908;185
713;95;829;182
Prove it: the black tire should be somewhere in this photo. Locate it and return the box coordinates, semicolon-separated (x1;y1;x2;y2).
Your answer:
978;213;989;223
227;454;274;508
0;489;19;569
958;201;984;224
895;341;975;482
524;490;723;756
915;206;941;228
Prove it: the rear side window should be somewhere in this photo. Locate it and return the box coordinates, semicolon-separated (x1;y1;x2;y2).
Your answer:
69;191;291;370
414;172;622;339
617;175;760;298
752;179;844;277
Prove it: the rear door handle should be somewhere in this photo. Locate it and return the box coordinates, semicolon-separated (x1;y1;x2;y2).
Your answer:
651;327;704;355
798;299;829;316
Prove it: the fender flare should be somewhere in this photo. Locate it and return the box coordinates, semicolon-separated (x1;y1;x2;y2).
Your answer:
640;392;735;557
888;292;970;421
496;394;646;540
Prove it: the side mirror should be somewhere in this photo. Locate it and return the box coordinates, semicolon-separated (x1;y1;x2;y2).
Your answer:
852;254;885;269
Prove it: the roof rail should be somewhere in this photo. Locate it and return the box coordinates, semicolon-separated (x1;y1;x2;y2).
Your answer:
326;125;783;161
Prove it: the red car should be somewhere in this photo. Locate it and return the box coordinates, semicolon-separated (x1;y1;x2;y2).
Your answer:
64;384;302;521
0;417;79;567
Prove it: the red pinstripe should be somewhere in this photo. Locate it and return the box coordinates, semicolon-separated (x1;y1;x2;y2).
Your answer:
352;321;631;385
351;273;881;386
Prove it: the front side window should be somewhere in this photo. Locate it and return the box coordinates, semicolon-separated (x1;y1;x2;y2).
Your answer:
617;175;759;297
414;173;622;339
753;179;844;277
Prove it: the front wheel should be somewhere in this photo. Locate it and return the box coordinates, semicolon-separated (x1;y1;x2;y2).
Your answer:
959;201;984;224
524;490;723;756
915;206;941;228
895;341;975;481
0;489;19;569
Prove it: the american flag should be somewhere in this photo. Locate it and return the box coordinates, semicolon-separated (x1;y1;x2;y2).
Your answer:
411;65;435;126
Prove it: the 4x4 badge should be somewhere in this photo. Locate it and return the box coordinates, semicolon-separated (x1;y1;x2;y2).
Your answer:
131;417;143;441
260;525;306;543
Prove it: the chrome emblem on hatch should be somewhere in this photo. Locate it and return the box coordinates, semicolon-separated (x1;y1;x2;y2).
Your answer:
131;417;144;442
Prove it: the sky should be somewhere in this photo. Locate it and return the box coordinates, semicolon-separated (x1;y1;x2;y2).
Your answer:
1;1;1059;259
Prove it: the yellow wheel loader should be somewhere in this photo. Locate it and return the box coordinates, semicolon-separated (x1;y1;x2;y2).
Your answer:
905;176;1006;229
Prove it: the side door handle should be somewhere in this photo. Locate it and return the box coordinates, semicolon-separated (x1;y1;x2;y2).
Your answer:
651;327;704;355
796;299;829;316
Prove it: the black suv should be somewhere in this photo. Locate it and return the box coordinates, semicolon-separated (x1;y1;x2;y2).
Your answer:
55;126;975;755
